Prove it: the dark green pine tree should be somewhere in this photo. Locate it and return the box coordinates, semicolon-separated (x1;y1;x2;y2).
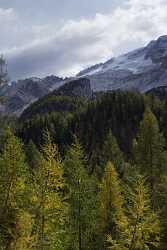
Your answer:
63;138;98;250
25;140;42;169
100;130;125;175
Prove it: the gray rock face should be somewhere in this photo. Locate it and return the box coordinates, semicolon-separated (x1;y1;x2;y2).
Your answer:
54;78;92;99
0;76;64;116
146;35;167;64
20;78;92;120
146;86;167;100
78;35;167;93
0;76;91;116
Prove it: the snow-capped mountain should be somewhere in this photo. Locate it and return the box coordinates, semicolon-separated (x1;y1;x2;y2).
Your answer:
1;35;167;116
78;35;167;92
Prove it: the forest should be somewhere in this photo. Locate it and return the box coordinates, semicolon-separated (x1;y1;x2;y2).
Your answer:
0;90;167;249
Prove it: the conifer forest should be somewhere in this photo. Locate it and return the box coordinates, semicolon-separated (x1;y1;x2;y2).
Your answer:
1;1;167;249
0;90;167;249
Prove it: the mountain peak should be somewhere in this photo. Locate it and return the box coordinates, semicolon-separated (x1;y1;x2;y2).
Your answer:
77;35;167;92
145;35;167;63
157;35;167;43
147;35;167;48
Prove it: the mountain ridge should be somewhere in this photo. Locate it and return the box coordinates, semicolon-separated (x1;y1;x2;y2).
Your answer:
78;35;167;92
1;35;167;115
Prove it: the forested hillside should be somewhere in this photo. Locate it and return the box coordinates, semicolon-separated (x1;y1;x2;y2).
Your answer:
0;90;167;249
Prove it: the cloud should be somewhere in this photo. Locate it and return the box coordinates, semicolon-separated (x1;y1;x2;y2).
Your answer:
0;8;18;48
2;0;167;80
0;8;16;20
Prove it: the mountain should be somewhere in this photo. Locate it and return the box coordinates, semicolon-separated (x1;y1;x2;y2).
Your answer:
0;75;65;116
146;86;167;100
53;78;92;98
1;35;167;116
78;35;167;93
20;78;92;120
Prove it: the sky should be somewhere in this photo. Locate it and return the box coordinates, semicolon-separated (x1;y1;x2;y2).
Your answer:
0;0;167;80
